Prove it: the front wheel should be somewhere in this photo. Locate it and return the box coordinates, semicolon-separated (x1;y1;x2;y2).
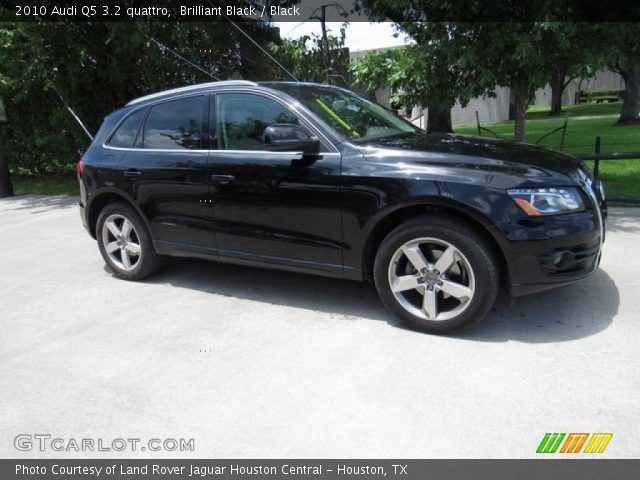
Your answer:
374;215;499;334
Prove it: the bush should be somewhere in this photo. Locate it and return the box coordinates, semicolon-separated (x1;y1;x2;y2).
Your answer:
578;89;625;103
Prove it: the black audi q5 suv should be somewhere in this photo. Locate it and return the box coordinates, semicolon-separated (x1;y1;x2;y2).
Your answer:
78;81;606;334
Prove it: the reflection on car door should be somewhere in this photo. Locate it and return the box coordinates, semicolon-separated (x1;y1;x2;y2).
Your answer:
209;91;343;276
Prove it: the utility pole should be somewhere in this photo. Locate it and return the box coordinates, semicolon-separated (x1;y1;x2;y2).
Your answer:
310;3;347;86
0;98;14;198
318;5;334;85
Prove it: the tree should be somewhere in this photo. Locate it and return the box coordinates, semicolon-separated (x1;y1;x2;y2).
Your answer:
601;23;640;125
0;16;284;178
269;24;347;84
539;23;600;115
355;2;604;140
470;23;551;141
351;23;497;133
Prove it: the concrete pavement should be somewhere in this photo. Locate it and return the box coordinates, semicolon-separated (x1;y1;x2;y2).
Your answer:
1;195;638;458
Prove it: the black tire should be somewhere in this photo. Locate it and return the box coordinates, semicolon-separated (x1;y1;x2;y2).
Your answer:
96;201;163;280
373;214;499;334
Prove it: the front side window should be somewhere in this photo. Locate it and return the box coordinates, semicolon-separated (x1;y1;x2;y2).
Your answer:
216;93;300;151
108;109;144;148
142;96;204;150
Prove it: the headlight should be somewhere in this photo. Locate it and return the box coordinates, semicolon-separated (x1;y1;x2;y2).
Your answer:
508;187;584;216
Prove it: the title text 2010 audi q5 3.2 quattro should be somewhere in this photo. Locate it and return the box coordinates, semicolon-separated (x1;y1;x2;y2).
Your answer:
78;81;606;334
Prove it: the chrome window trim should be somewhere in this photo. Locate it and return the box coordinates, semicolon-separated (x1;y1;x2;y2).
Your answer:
103;146;210;153
102;146;339;157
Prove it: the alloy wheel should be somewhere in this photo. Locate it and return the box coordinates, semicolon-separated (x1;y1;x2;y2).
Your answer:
101;214;142;271
387;237;476;321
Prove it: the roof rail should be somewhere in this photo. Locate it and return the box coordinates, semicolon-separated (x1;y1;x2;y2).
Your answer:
126;80;257;106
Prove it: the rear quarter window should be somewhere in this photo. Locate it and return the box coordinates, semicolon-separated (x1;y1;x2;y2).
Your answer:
107;109;145;148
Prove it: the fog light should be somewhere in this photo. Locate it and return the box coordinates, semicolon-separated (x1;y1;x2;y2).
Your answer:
553;250;576;270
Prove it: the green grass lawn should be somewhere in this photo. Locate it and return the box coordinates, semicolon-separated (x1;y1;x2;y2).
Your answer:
13;177;78;196
455;102;640;198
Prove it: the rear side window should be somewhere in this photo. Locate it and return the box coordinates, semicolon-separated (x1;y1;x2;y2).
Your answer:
108;109;144;148
142;96;205;150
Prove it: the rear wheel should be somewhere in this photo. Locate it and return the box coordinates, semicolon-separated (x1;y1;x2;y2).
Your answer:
96;202;162;280
374;215;499;334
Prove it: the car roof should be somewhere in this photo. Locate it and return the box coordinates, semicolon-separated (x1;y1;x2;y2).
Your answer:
125;80;258;106
125;81;347;107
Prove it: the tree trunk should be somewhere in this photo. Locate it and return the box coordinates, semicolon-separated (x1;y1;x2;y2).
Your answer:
513;86;528;142
0;130;14;198
549;68;566;115
508;88;516;121
618;66;640;124
426;105;452;133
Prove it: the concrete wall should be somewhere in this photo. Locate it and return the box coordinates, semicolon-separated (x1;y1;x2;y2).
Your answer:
406;69;624;127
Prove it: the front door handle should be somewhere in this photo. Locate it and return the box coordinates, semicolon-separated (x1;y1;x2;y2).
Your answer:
123;169;141;177
211;174;235;184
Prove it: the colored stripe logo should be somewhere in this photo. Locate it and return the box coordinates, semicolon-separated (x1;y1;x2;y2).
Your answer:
537;433;612;453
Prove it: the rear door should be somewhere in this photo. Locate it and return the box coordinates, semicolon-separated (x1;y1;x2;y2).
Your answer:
115;95;216;252
209;91;343;276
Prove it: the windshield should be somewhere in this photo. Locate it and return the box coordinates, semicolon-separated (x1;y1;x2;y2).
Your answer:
265;83;420;144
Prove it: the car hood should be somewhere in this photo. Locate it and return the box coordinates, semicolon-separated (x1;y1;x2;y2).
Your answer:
358;132;589;183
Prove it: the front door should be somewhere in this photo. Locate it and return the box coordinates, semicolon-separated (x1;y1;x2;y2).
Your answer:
117;95;215;253
209;91;343;276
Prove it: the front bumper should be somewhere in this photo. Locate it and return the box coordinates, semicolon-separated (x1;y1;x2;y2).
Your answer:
499;201;605;297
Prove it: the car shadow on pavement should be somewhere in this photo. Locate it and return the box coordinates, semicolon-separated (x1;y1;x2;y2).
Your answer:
144;257;393;323
141;257;618;343
458;268;619;343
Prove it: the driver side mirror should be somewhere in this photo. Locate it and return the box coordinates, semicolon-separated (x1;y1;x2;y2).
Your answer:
262;124;320;154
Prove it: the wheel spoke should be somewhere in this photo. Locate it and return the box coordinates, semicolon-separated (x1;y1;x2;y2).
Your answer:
434;246;457;274
105;219;120;238
422;287;438;319
439;279;472;299
121;218;133;239
125;243;141;256
106;241;120;254
402;244;429;271
121;249;131;269
391;274;421;292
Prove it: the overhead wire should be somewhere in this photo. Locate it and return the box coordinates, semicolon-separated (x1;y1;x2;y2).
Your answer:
139;29;222;81
204;0;299;81
46;78;94;141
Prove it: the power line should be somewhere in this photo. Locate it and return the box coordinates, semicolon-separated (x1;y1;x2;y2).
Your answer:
140;30;221;81
205;0;298;81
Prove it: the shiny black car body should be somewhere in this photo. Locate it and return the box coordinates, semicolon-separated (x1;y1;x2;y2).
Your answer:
79;81;606;333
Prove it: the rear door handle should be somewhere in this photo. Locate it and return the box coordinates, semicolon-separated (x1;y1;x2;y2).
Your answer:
123;169;141;177
211;174;235;184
